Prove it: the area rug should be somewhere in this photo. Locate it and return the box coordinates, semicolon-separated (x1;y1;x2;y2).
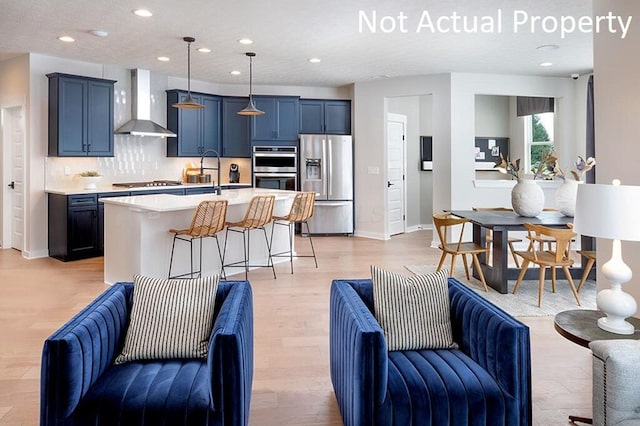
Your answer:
405;264;597;317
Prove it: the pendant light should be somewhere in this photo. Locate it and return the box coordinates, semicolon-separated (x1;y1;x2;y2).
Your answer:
237;52;265;116
172;36;204;109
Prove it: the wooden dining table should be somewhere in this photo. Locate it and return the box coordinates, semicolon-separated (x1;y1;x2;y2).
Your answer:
449;210;594;294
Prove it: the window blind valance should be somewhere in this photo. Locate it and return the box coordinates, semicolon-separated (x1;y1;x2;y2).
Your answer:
516;96;555;116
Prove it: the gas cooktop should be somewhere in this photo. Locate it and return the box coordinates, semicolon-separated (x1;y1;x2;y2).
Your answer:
112;180;183;188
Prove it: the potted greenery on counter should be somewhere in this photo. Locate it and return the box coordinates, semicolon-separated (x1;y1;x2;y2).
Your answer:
78;171;102;189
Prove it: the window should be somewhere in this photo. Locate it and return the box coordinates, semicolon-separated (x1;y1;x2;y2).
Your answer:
525;112;554;175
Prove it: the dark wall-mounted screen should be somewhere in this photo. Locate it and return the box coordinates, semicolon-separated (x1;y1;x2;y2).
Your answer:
420;136;432;170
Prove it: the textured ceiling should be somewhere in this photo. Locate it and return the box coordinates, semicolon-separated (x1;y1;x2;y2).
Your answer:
0;0;594;87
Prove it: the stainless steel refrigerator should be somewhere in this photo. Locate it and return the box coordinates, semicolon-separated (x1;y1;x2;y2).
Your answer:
299;134;353;234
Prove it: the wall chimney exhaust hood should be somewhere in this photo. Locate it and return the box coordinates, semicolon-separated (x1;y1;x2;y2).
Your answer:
115;69;176;137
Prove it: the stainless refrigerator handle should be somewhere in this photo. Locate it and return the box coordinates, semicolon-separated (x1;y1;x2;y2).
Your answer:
327;138;332;197
322;138;328;198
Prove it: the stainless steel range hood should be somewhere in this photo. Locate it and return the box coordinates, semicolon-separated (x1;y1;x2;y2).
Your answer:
115;69;176;138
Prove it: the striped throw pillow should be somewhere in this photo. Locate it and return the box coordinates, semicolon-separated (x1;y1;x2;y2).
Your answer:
114;274;219;364
371;266;457;351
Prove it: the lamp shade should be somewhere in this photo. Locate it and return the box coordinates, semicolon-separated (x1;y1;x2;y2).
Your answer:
573;181;640;241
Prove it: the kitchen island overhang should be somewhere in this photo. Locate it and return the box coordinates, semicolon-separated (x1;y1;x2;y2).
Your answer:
101;188;297;284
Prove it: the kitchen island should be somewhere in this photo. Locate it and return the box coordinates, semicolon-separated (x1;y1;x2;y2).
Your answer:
101;188;296;284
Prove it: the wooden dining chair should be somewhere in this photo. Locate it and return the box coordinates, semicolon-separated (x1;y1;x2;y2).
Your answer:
432;212;489;291
513;223;581;307
576;250;596;292
472;207;523;267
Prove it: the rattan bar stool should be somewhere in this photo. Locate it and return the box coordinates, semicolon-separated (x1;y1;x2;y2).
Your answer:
223;195;276;280
168;199;228;279
270;192;318;274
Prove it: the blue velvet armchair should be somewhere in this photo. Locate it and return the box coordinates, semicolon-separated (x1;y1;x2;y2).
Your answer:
330;277;532;426
41;280;253;426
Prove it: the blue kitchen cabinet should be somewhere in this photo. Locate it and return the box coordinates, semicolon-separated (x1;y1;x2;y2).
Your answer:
166;90;222;157
47;73;115;157
48;194;99;261
222;97;251;158
184;187;215;195
129;188;186;196
251;96;299;143
299;99;351;135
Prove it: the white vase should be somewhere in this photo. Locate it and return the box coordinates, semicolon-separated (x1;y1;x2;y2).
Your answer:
81;176;102;190
511;178;545;217
555;179;582;217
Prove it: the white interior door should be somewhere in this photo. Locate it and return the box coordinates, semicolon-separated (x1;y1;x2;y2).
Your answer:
386;113;406;237
3;106;25;251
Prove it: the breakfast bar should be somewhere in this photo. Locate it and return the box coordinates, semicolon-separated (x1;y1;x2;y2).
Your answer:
101;188;296;284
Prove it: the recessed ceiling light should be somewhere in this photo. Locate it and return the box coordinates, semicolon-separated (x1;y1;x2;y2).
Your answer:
230;70;241;75
58;35;75;43
89;30;108;37
238;38;253;45
536;44;559;51
308;58;321;63
539;62;553;67
157;56;170;62
371;75;390;79
133;9;153;17
197;47;211;53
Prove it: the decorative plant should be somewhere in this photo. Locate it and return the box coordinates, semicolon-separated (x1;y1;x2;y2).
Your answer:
78;170;101;177
554;156;596;181
494;153;521;180
531;148;558;180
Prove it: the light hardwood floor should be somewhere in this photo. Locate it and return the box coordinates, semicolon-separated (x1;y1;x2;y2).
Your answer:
0;231;591;425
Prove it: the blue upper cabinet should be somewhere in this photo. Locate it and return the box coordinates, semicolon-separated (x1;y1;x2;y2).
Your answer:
222;97;251;158
251;96;299;143
300;99;351;135
166;90;221;157
47;73;115;157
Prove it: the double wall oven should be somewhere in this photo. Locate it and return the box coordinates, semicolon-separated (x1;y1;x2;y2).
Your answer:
252;146;297;190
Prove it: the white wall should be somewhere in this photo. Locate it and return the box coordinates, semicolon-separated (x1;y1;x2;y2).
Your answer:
475;95;510;136
0;54;29;251
418;95;434;227
593;1;640;304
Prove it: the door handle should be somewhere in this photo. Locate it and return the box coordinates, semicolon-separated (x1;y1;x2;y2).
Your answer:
8;181;15;189
387;181;393;188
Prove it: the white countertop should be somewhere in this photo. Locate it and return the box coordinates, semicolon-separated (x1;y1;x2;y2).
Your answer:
100;188;295;212
45;182;252;196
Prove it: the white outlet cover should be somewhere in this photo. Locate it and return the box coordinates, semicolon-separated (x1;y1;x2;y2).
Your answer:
367;166;380;175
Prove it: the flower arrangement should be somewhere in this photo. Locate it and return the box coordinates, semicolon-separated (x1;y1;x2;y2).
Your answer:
494;153;521;180
494;148;557;180
532;148;558;180
78;170;101;177
554;156;596;181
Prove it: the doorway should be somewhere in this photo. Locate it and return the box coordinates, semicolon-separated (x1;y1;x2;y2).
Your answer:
386;113;406;236
1;106;25;251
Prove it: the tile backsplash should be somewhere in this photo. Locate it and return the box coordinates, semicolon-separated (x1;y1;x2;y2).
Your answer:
46;136;251;189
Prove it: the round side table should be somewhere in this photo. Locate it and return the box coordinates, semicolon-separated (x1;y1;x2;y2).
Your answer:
554;309;640;348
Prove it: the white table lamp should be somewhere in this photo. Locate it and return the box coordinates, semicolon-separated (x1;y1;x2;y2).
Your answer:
573;180;640;334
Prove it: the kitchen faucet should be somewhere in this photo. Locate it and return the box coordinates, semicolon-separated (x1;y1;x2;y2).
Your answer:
200;149;222;195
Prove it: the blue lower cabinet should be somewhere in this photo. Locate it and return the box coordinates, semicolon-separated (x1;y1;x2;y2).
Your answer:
184;187;215;195
48;194;99;261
